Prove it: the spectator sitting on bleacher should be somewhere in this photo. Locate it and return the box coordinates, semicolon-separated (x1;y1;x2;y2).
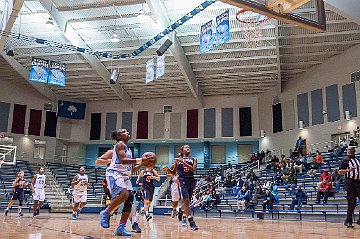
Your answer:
289;186;307;210
259;150;266;162
190;194;201;209
340;138;348;154
200;191;212;209
299;153;308;169
251;185;264;204
262;187;274;211
285;172;297;194
294;156;304;174
349;136;358;147
236;185;250;210
305;152;314;167
262;179;271;188
250;153;258;162
320;169;331;182
331;168;343;193
246;169;258;181
269;182;279;204
210;191;221;208
235;177;244;194
314;178;334;204
279;154;287;167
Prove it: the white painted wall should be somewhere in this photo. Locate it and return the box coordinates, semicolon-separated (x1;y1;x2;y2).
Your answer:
259;44;360;154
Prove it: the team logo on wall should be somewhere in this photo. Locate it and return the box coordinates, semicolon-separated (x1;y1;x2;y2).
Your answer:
29;57;49;83
156;55;165;79
146;58;154;84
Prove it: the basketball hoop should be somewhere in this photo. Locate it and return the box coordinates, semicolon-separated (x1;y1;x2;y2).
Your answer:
236;9;270;48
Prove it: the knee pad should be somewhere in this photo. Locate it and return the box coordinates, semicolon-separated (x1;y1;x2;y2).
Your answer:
123;191;134;213
19;200;23;206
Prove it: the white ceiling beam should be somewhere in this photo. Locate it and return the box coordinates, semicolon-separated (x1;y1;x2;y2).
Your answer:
280;39;360;49
56;0;144;12
38;0;133;105
324;0;360;25
0;53;57;101
0;0;24;49
145;0;203;105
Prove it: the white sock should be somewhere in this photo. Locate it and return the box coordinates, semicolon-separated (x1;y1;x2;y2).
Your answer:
18;208;22;213
131;216;137;224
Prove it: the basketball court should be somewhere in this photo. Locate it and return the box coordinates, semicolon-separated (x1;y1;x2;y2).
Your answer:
1;214;359;239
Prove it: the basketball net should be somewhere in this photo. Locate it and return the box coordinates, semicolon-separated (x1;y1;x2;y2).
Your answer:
236;10;269;48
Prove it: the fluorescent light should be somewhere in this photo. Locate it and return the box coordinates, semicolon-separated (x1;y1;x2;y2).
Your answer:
260;129;265;138
345;110;351;121
110;33;120;43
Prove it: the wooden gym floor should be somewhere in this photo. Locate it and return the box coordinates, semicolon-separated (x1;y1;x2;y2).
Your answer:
1;213;359;239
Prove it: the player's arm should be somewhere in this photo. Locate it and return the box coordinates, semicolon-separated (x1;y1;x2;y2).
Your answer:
12;178;20;187
136;171;144;184
71;175;80;187
181;157;197;173
163;160;178;174
131;164;142;174
96;150;113;165
152;169;161;181
115;142;143;165
31;175;36;191
339;159;355;175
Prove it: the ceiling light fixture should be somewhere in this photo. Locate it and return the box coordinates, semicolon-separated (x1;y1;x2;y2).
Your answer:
110;33;120;43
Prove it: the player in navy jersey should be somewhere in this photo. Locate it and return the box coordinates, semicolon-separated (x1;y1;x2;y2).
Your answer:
136;166;160;221
163;145;199;230
4;171;29;216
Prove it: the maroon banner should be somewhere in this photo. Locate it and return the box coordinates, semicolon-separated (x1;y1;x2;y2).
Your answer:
11;104;27;134
29;109;42;136
137;111;148;139
187;109;198;138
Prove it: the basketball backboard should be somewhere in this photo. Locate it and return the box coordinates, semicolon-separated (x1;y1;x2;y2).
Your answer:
220;0;326;32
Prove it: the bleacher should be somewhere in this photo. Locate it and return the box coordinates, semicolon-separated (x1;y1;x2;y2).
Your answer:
0;160;50;212
154;152;360;222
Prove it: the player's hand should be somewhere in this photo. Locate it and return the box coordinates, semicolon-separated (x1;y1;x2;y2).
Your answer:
136;181;139;184
174;158;181;164
162;166;169;171
349;167;356;172
150;176;156;180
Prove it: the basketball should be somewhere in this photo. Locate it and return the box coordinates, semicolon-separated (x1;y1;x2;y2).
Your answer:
141;152;157;168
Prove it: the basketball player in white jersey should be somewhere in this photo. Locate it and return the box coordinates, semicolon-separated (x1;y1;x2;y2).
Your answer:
97;128;152;236
71;166;89;220
169;173;182;219
31;167;47;217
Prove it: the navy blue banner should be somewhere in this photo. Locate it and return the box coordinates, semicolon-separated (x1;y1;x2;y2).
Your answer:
57;100;86;120
200;20;214;54
48;61;66;86
30;57;49;83
216;10;230;46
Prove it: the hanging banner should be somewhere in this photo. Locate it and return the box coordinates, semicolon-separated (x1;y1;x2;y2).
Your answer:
48;61;66;86
29;57;49;83
216;10;230;46
200;20;214;54
156;55;165;79
145;58;154;84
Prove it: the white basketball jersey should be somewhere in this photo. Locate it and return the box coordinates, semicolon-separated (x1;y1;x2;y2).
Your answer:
106;144;132;177
34;174;46;189
74;173;88;192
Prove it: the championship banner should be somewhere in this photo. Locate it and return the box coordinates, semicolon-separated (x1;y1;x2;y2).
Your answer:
200;20;214;54
156;55;165;79
146;58;154;84
57;100;86;120
29;57;49;83
216;10;230;46
48;61;66;86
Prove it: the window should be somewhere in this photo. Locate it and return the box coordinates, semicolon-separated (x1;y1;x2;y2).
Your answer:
34;140;46;160
211;145;226;164
155;146;169;165
164;105;172;113
98;147;111;157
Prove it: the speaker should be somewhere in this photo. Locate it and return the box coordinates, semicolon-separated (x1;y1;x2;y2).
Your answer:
110;69;119;84
6;49;14;56
44;103;52;111
156;39;173;56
